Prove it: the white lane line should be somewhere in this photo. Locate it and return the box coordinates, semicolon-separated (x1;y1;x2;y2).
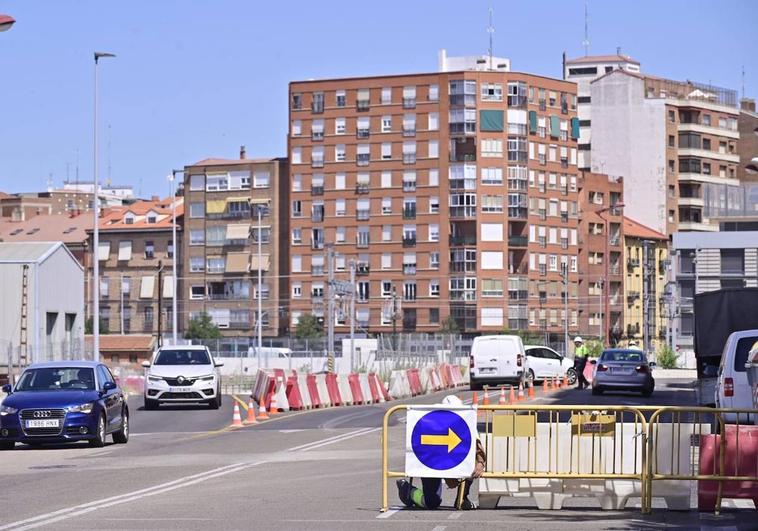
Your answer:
431;526;447;531
448;512;462;519
0;427;378;531
375;508;401;519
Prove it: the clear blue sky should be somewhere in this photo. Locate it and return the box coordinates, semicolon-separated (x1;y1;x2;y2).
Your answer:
1;0;756;197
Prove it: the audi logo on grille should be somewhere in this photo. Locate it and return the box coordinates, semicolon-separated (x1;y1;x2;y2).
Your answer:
33;410;52;418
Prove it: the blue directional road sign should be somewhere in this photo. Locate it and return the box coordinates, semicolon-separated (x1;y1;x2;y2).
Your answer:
405;406;476;478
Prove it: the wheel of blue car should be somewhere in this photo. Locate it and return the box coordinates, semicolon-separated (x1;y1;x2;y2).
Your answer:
0;441;14;451
113;408;129;444
89;414;106;448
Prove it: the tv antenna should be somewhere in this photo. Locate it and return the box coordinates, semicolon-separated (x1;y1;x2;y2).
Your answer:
582;0;590;56
486;6;495;70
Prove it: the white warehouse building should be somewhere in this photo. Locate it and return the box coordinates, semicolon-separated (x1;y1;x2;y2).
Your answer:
0;242;85;371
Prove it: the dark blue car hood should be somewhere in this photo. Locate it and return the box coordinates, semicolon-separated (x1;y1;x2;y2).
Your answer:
2;390;100;409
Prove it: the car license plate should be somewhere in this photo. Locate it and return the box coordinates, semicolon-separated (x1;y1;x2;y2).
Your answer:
613;368;632;375
170;387;193;393
25;419;60;428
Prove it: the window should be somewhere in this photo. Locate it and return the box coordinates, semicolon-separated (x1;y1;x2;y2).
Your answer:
207;257;225;273
382;197;392;215
292;200;302;217
144;241;154;259
381;142;392;160
357;144;370;166
335;226;346;243
253;171;270;188
429;252;440;269
482;279;503;297
190;256;204;272
430;280;440;297
382;253;392;270
428;84;439;101
507;82;527;107
335;197;346;216
292;228;302;244
381;115;392;133
381;87;392;104
429;169;439;186
403;282;417;301
481;251;503;270
721;249;744;275
336;89;346;107
402;141;416;164
189;174;205;190
481;82;503;101
190;229;204;245
381;281;393;298
481;167;503;185
335;117;346;135
189;202;204;218
190;286;206;300
291;147;302;164
311;91;324;113
481;139;503;157
481;195;504;213
357;226;370;247
382;225;392;242
428;224;439;242
428;140;439;159
428;112;439;131
292;283;302;298
291;255;302;272
291;120;302;136
429;308;440;324
206;173;228;191
335;144;346;162
449;107;477;133
429;197;439;214
357;281;370;302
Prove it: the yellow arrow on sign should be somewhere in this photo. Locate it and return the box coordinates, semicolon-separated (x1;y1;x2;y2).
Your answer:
420;428;462;453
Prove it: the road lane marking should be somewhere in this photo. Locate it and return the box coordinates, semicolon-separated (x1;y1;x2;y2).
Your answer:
431;526;447;531
448;512;462;519
375;508;401;519
231;395;248;410
0;427;379;531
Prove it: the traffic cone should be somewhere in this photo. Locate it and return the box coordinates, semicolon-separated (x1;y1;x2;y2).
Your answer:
269;392;279;415
528;380;535;398
554;376;560;390
472;391;478;407
498;387;507;405
230;403;243;428
482;389;490;406
543;379;549;393
563;374;569;388
244;399;257;425
257;398;270;420
517;382;525;401
509;385;516;404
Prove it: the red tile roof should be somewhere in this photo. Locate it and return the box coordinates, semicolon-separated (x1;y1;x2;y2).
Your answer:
623;216;667;240
97;198;183;231
0;213;93;244
566;54;640;65
190;157;278;167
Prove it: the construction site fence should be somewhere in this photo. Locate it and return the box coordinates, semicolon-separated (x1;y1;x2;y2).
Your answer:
381;404;758;515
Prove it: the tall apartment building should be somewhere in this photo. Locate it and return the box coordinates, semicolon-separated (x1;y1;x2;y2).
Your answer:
182;154;288;340
590;69;740;236
622;216;668;352
738;97;758;181
288;59;582;340
670;230;758;366
576;172;624;343
87;197;182;337
563;53;642;170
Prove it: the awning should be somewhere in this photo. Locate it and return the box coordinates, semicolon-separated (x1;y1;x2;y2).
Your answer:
227;196;249;204
206;200;227;214
249;198;270;205
163;276;174;298
98;241;110;261
118;241;132;261
480;110;504;132
226;252;249;273
226;224;250;240
139;276;155;299
250;254;270;271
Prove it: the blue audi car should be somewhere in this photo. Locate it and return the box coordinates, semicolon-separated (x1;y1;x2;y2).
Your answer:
0;361;129;450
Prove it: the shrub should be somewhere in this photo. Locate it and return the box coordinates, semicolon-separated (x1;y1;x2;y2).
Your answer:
656;344;678;369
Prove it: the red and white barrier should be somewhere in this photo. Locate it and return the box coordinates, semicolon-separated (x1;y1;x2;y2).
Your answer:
358;373;373;404
296;372;312;409
367;373;384;403
347;373;365;405
336;374;353;405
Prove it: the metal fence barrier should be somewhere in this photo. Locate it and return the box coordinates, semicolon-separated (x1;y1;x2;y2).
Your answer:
381;404;758;514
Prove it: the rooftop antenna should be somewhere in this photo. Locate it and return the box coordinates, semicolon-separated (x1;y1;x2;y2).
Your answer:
107;123;112;186
75;148;79;186
742;65;746;99
582;0;590;57
486;5;495;70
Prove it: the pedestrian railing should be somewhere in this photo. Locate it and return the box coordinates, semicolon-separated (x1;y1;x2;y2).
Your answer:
381;404;758;514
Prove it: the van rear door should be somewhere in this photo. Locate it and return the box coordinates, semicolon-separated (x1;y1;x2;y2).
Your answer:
494;336;521;378
473;337;502;378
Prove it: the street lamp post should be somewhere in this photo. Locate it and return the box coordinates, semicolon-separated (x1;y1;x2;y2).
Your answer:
92;52;115;362
168;171;182;346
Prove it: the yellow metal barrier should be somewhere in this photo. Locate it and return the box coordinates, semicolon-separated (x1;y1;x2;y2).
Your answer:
381;404;649;512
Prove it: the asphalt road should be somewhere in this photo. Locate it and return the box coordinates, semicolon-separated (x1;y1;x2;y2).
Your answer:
1;377;755;530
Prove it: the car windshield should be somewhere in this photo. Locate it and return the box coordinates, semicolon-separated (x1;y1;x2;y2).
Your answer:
601;351;645;363
15;367;96;391
154;349;211;365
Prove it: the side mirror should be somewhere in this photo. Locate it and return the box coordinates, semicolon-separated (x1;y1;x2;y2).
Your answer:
649;361;657;368
102;381;117;393
141;361;151;368
214;361;224;368
1;384;12;394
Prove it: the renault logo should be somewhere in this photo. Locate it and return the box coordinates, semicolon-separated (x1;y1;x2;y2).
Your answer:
177;376;186;384
33;410;52;418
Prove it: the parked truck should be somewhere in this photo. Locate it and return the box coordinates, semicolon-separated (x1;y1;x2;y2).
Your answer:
694;288;758;406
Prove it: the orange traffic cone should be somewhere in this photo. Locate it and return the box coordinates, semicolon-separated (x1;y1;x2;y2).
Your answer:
269;392;279;415
517;382;525;401
543;379;549;393
563;374;569;388
554;376;560;390
257;398;270;420
482;389;490;406
472;391;478;406
244;399;257;425
509;385;516;403
528;380;535;398
498;387;507;405
230;403;243;428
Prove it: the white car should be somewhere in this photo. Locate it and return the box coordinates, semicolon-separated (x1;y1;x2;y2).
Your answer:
469;335;529;391
142;346;223;410
524;345;577;385
715;329;758;422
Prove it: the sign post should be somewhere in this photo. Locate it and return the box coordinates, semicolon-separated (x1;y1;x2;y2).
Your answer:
405;406;477;478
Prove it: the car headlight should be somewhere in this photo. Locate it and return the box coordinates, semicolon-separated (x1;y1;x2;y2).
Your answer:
66;402;95;414
199;375;216;381
148;376;163;382
0;405;18;416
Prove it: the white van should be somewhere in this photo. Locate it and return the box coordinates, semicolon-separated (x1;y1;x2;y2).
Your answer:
715;329;758;419
469;335;528;391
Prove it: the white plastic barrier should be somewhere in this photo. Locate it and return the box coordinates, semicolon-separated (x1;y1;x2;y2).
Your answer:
336;374;353;406
479;422;704;510
418;367;431;393
388;370;411;399
296;373;312;409
359;374;373;404
271;372;290;412
315;373;332;407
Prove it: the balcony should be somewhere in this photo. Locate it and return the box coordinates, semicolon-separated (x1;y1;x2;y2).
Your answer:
310;185;324;196
402;181;416;192
403;264;417;275
311;159;324;168
356;100;369;112
311;212;324;223
355;183;369;194
356;238;370;249
509;207;528;220
402;237;416;247
311;102;324;114
402;207;416;220
207;210;251;220
356;209;370;221
356;263;370;276
311;131;324;141
627;291;640;305
449;235;477;246
450;206;476;219
402;128;416;137
403;98;416;109
450;262;476;273
311;240;325;250
627;258;640;269
609;264;621;275
403;154;416;164
356;129;370;139
508;235;528;247
357;154;370;166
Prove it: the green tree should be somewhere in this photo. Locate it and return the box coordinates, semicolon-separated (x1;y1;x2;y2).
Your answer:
656;344;678;369
440;315;460;334
85;316;109;335
585;339;603;358
294;313;324;339
184;313;221;340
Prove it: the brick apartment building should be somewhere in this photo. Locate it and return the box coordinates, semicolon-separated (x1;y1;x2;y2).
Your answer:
287;55;583;342
181;153;289;338
576;172;624;343
88;197;183;337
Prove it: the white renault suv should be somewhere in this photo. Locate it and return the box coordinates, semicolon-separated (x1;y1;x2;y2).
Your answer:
142;346;223;410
